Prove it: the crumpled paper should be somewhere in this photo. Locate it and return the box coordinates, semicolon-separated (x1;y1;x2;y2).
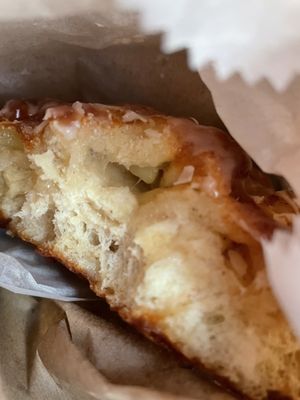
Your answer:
118;0;300;91
0;288;232;400
200;67;300;195
262;217;300;338
0;230;95;301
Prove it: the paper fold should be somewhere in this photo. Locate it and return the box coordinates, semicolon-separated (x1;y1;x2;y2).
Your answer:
0;230;96;301
0;289;233;400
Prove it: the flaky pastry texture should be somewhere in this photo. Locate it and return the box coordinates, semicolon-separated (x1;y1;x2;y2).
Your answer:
0;100;299;400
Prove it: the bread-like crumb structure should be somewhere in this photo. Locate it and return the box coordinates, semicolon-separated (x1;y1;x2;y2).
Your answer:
0;100;299;400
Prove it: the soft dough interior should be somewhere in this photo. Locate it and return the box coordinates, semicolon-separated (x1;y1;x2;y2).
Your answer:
0;121;299;400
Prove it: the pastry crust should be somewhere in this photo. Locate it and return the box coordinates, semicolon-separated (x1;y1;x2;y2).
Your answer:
0;100;298;400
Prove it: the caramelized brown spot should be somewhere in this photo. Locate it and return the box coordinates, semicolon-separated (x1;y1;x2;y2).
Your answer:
267;391;293;400
223;242;256;286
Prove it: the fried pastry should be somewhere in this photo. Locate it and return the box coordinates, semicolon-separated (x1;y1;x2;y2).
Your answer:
0;100;299;400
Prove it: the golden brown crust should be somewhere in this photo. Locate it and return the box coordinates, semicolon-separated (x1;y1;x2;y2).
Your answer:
123;315;293;400
115;312;250;400
0;99;287;241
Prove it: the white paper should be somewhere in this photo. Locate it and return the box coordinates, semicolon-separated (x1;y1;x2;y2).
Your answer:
0;230;96;301
263;217;300;338
200;67;300;193
118;0;300;91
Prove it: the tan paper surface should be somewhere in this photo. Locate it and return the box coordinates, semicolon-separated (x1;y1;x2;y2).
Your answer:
0;289;233;400
0;2;230;400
